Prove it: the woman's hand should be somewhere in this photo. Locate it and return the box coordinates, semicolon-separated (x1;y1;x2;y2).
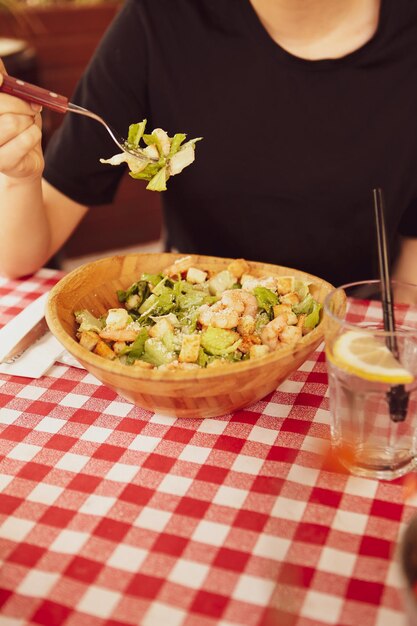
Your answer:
0;59;44;181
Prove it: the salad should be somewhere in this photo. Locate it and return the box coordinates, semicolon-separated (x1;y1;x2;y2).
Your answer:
74;257;322;371
100;119;202;192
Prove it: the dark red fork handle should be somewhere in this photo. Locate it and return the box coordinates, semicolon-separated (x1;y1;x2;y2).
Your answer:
0;74;68;113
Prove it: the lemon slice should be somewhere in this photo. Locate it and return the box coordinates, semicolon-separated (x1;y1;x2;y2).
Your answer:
327;330;414;384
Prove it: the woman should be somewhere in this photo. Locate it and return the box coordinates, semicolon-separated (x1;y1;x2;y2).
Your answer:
0;0;416;286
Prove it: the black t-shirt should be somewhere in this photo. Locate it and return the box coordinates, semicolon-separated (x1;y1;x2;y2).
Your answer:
43;0;417;286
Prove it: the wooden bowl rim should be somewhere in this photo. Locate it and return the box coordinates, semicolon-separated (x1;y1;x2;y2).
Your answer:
45;252;334;381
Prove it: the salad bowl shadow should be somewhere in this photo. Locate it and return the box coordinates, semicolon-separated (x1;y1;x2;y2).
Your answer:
45;252;334;418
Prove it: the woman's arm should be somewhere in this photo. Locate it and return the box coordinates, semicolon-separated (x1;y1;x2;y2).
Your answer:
0;174;87;279
392;236;417;285
0;65;87;279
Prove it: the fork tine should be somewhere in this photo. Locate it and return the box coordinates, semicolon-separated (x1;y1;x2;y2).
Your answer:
67;103;156;163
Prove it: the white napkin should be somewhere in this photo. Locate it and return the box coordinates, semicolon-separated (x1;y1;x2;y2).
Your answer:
0;331;65;378
0;339;87;378
0;291;85;378
0;292;49;362
56;351;86;370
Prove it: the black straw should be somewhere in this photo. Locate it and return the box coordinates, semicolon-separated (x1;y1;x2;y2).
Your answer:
373;188;409;423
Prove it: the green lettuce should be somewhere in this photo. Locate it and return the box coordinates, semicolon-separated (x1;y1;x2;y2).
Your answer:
74;310;104;333
127;120;147;148
122;327;149;363
304;301;322;330
292;293;314;316
142;338;176;366
100;119;202;192
200;327;241;356
254;286;279;318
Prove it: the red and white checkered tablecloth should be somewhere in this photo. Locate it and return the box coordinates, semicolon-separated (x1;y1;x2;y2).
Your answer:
1;269;417;626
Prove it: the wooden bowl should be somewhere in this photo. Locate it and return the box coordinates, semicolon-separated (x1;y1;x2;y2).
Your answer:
45;253;334;418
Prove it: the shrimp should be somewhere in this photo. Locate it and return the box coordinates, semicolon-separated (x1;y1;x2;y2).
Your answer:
198;302;240;329
198;288;258;329
261;311;304;349
197;286;259;330
220;289;258;318
260;314;288;350
99;327;140;342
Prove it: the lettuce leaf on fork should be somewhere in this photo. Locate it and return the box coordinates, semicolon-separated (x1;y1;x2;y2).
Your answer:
100;119;202;192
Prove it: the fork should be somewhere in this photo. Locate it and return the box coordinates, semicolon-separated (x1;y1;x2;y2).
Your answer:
0;74;156;162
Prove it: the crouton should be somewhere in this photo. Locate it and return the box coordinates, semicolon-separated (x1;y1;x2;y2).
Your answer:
249;344;270;359
273;303;292;317
179;334;201;363
77;330;99;352
93;339;116;360
227;258;250;279
239;334;262;354
280;292;300;306
279;325;302;345
149;318;174;339
276;277;294;295
237;315;256;337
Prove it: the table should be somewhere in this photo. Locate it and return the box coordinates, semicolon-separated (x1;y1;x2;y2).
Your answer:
1;268;416;626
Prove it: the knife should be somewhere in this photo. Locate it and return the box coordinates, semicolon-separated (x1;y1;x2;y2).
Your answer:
0;292;50;363
1;316;50;363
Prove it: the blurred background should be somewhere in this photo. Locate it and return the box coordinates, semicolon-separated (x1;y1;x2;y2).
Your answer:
0;0;163;270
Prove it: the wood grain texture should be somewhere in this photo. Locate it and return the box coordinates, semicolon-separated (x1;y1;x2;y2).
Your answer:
45;253;334;418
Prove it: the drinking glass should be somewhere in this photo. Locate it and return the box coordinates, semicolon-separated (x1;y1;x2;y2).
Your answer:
323;280;417;480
